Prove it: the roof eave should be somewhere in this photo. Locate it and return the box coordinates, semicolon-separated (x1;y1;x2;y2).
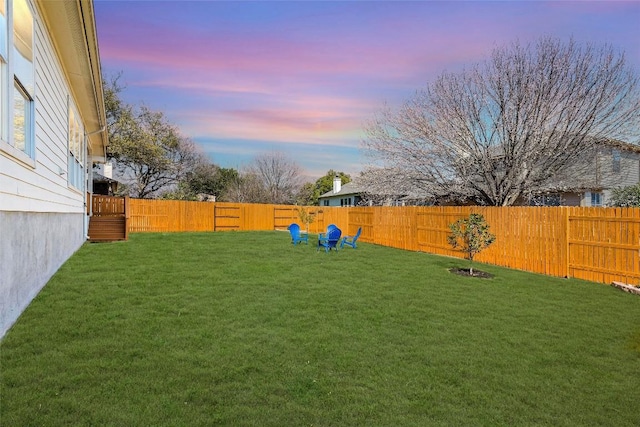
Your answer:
37;0;107;162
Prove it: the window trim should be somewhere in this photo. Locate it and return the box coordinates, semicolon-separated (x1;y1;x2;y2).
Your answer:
67;101;86;191
590;192;603;207
0;0;35;165
612;149;621;173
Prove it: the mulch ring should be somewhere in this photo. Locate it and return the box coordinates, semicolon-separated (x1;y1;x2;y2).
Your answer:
449;268;493;279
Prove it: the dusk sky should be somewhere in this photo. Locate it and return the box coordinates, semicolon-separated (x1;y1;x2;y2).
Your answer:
94;1;640;180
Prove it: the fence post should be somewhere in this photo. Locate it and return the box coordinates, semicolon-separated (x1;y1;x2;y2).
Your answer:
212;202;217;231
565;207;570;278
124;196;130;240
213;202;217;232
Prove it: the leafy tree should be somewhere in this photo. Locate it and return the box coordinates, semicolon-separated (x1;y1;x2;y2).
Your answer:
314;170;351;200
292;170;352;206
164;162;241;201
159;182;197;201
363;37;640;206
609;183;640;207
216;168;241;199
297;207;316;233
447;214;496;275
179;160;220;198
295;182;316;206
104;75;199;199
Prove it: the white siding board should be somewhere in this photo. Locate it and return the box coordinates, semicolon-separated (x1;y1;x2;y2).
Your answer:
34;16;69;169
34;12;69;108
34;1;74;204
600;149;640;189
1;158;83;213
2;0;90;213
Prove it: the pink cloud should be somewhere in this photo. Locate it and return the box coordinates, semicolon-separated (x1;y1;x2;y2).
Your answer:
96;1;640;175
98;9;500;89
183;108;363;148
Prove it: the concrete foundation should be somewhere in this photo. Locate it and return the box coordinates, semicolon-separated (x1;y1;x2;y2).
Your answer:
0;211;85;339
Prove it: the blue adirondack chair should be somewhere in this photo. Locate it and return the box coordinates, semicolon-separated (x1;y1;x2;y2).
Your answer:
317;224;337;247
318;226;342;252
287;223;308;245
340;227;362;249
318;224;337;241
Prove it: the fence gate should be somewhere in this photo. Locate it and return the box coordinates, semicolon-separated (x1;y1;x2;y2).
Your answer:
214;204;241;231
416;209;467;256
567;209;640;285
274;207;298;231
274;206;326;233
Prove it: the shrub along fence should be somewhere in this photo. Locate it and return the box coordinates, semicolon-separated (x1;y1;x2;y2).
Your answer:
92;196;640;286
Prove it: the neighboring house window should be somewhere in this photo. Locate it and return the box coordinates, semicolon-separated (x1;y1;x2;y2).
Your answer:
612;149;621;173
591;192;603;207
68;105;85;189
530;194;561;206
543;195;561;206
0;0;35;161
340;197;353;207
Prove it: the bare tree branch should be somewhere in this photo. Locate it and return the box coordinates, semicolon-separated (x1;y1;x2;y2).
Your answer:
248;152;303;204
362;37;640;206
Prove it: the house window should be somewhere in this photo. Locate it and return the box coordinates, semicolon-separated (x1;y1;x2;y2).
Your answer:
530;194;561;206
0;0;35;162
612;149;621;173
591;192;603;207
68;105;85;189
0;0;8;142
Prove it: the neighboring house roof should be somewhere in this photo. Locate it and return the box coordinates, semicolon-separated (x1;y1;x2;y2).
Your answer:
93;172;119;185
602;139;640;154
318;179;435;206
318;182;364;199
397;191;435;201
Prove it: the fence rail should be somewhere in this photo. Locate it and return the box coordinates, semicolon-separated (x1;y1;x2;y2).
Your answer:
92;197;640;286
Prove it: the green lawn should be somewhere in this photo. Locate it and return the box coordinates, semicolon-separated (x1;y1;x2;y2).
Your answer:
2;232;639;426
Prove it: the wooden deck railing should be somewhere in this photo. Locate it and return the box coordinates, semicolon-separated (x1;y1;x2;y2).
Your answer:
88;195;128;242
91;197;640;286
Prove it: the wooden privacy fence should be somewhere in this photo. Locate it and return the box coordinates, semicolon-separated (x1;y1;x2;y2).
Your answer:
97;197;640;286
126;200;350;234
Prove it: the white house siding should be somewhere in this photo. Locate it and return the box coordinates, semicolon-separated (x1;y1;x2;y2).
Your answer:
543;144;640;207
583;148;640;206
601;148;640;190
319;196;360;207
322;197;344;207
0;1;89;338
